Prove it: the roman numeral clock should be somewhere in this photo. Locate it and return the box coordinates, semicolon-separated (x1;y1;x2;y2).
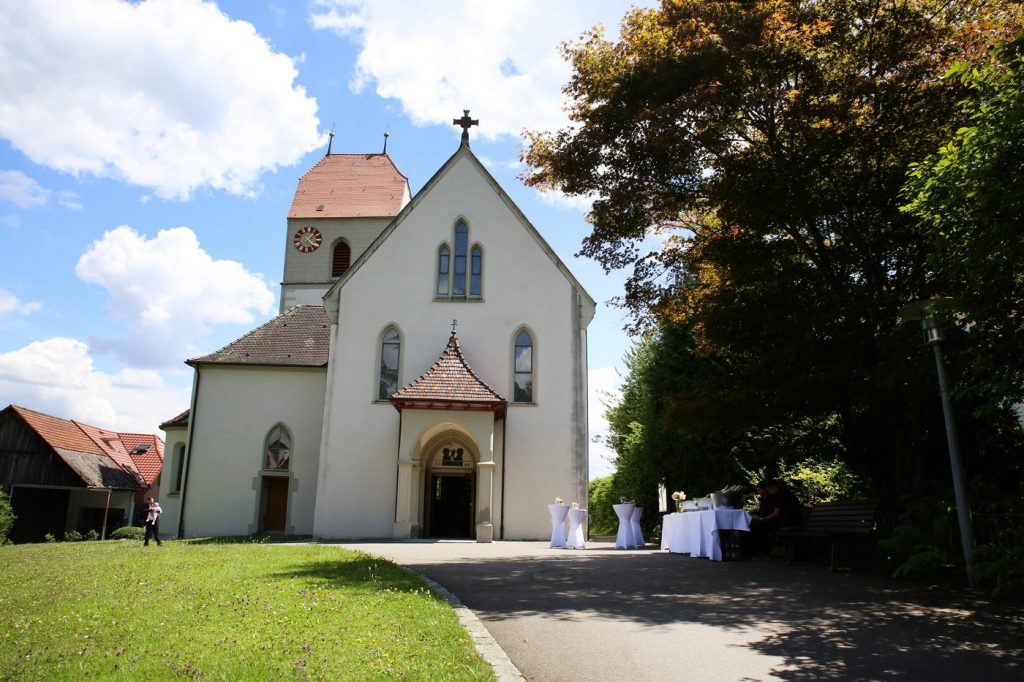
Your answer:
293;225;322;253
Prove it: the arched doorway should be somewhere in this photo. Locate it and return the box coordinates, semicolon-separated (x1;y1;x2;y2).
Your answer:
424;442;475;538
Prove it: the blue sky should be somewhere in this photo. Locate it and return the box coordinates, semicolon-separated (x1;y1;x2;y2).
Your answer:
0;0;654;479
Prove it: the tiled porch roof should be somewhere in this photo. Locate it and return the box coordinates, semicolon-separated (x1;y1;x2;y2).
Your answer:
391;333;505;414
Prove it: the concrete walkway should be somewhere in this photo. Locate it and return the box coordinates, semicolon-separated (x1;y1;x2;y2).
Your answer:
337;540;1024;681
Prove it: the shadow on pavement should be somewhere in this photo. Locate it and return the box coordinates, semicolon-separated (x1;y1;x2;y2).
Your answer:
403;550;1024;681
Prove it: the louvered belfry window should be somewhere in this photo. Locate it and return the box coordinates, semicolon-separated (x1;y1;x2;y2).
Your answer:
332;241;351;277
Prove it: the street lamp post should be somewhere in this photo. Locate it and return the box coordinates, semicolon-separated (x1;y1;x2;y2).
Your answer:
900;300;976;588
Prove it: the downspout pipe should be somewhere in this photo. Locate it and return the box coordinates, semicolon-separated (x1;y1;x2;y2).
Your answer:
177;365;202;539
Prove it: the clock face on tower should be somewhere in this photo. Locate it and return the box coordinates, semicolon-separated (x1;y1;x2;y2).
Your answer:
293;226;322;253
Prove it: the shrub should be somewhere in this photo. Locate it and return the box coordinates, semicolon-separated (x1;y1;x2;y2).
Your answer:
0;490;14;543
63;530;83;542
741;456;866;506
44;533;56;543
84;529;99;541
110;525;146;541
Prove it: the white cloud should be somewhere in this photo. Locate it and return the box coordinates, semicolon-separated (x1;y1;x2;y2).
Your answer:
537;188;597;214
0;215;18;229
310;0;645;140
588;366;621;480
0;289;41;316
0;170;49;208
57;191;82;211
0;0;323;199
76;225;276;367
0;337;189;433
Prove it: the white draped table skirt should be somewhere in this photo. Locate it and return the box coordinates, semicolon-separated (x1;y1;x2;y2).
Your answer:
613;503;636;549
661;509;751;561
548;504;570;548
566;508;587;549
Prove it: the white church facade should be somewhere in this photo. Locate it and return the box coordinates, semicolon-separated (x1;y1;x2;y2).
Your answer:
160;121;594;541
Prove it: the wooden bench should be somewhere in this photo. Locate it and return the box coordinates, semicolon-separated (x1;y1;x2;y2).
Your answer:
777;500;877;571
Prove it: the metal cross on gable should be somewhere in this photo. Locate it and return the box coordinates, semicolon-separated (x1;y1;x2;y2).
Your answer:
453;109;478;144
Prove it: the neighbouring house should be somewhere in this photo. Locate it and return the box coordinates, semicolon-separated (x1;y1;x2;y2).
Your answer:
0;405;164;541
160;120;593;541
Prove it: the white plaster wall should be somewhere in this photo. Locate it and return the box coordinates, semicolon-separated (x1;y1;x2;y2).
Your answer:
64;489;134;533
317;151;592;540
180;365;326;537
281;217;393;311
159;425;188;535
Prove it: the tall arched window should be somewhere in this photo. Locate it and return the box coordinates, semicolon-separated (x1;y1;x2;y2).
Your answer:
452;221;468;297
470;245;482;297
378;328;401;400
436;245;450;296
332;241;351;277
172;443;186;492
264;425;292;471
513;330;534;403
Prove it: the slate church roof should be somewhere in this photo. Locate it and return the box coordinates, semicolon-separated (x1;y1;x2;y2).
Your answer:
391;333;506;415
188;305;330;368
288;153;409;218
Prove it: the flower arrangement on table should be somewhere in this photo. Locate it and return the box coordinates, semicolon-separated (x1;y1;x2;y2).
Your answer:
619;496;635;505
554;497;565;505
571;502;579;509
671;491;686;512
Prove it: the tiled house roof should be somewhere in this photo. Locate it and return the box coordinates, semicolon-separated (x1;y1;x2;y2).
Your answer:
188;305;331;367
8;405;155;491
288;153;409;218
392;334;505;415
119;433;165;486
159;409;189;429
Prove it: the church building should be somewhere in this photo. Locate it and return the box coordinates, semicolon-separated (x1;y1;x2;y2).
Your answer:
160;116;594;541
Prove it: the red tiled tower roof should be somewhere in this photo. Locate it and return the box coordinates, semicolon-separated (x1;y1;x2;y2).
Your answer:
391;333;505;416
288;153;409;218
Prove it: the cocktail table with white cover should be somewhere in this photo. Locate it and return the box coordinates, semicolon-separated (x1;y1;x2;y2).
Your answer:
629;506;645;547
548;503;570;549
566;507;587;549
661;508;751;561
613;502;636;549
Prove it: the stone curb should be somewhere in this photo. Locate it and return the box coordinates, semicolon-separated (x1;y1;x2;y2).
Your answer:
416;573;525;682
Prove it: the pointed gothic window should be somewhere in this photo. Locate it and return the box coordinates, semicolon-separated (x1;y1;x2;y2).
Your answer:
513;330;534;403
437;245;450;296
378;328;401;400
452;221;468;297
264;425;291;471
332;241;351;277
470;246;482;297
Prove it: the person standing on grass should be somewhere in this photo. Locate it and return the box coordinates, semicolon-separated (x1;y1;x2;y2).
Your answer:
143;496;162;546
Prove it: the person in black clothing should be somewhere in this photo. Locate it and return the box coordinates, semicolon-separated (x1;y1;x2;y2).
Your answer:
143;496;162;546
746;479;802;556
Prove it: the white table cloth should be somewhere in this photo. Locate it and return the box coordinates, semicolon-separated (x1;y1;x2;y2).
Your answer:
566;508;587;549
613;503;636;549
548;504;570;548
661;508;751;561
630;506;645;547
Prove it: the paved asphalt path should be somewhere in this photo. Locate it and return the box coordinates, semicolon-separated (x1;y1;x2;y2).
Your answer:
336;540;1024;681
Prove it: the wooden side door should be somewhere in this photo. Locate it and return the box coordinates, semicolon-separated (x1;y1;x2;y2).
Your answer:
263;477;288;532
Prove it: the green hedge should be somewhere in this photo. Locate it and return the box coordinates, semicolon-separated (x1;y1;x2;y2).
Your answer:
109;526;146;540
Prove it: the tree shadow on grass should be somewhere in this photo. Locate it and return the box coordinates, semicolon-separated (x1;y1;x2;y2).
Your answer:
400;550;1024;681
264;552;448;602
183;534;314;545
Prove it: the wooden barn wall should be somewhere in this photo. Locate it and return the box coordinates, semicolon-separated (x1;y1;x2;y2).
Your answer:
0;412;83;489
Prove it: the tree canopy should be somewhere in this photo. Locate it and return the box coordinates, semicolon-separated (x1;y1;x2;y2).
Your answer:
526;1;1024;504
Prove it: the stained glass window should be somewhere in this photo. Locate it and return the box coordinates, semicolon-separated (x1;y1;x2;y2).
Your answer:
264;425;291;470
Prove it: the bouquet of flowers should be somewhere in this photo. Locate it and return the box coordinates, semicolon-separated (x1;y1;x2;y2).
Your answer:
555;497;565;505
571;502;579;509
671;491;686;512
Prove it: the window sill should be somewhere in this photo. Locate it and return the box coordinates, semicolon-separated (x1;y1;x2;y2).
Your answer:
510;402;538;407
433;296;485;303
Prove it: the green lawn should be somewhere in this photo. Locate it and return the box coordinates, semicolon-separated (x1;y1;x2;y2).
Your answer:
0;540;494;681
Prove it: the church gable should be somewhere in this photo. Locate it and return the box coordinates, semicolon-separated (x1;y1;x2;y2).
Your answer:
323;143;595;315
